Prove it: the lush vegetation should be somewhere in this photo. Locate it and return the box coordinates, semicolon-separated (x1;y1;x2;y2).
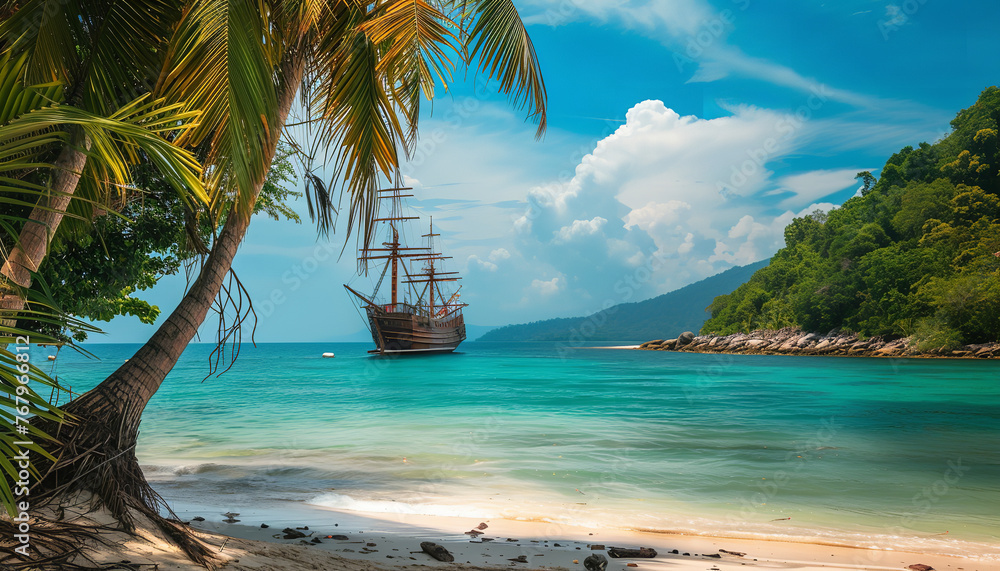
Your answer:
703;87;1000;348
481;260;767;342
23;146;300;342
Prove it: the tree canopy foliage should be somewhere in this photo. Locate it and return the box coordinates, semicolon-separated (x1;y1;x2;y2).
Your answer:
22;145;301;342
703;87;1000;348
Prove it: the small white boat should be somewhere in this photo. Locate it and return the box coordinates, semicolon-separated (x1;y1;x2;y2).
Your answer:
322;352;335;358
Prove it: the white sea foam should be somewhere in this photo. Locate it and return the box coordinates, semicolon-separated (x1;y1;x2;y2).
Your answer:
309;492;497;518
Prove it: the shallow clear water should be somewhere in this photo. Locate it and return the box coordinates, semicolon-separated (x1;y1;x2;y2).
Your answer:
43;342;1000;558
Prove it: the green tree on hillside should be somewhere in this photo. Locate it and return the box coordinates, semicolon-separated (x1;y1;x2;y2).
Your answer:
704;86;1000;347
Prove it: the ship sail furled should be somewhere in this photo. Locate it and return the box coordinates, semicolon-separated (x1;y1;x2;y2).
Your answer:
344;188;467;354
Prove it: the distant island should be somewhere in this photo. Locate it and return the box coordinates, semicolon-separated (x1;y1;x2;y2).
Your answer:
478;259;768;342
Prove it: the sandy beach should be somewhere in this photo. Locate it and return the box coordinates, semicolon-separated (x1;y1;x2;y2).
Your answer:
67;504;995;571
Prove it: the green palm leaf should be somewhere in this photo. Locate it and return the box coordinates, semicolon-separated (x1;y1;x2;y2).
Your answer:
158;0;280;217
458;0;546;138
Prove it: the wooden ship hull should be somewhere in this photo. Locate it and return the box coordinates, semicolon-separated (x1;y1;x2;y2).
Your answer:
366;306;466;354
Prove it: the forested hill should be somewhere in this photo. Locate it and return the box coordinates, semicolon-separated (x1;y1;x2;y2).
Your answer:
478;260;768;342
703;87;1000;349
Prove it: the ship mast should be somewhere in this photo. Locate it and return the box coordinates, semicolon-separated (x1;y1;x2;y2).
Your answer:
402;216;464;319
428;218;436;315
355;188;431;310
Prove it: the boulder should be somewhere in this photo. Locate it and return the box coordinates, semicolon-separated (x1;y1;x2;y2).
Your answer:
662;339;678;349
677;331;695;346
282;528;307;540
420;542;454;562
584;554;609;571
796;333;819;347
779;336;802;351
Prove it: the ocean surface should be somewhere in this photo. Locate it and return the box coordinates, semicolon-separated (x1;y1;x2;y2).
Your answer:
40;342;1000;559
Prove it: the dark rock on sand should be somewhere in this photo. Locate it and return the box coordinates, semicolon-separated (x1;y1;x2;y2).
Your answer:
703;553;722;558
282;528;307;540
719;549;746;557
509;555;528;563
608;547;657;558
584;553;608;571
420;542;455;562
907;565;934;571
192;517;205;522
260;524;269;528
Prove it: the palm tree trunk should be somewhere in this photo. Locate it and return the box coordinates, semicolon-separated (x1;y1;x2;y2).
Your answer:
0;138;89;320
76;44;306;429
38;45;308;546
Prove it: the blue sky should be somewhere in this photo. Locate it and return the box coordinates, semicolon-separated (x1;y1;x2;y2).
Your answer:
96;0;1000;343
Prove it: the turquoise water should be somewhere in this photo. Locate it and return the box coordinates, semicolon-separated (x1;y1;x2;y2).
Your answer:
42;342;1000;558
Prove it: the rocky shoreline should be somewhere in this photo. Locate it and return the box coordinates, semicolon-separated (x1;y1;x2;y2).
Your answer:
637;328;1000;359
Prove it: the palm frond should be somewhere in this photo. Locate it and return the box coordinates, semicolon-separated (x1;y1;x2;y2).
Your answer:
362;0;458;151
0;279;98;518
1;98;207;207
312;13;405;244
459;0;547;138
1;0;184;111
158;0;281;215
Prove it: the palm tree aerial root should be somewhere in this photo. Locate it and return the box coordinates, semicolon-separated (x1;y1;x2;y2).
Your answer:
11;397;217;569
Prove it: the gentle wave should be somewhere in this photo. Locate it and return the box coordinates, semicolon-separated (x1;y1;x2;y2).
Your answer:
309;492;497;518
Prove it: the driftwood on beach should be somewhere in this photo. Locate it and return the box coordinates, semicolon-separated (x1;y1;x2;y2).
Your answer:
637;327;1000;359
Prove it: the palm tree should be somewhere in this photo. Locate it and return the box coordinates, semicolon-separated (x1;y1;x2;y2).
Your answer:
0;1;206;321
16;0;546;565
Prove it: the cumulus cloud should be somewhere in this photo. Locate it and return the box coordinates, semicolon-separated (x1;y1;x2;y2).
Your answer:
488;248;511;262
467;248;513;273
511;99;864;299
531;276;564;296
553;217;607;243
468;255;497;272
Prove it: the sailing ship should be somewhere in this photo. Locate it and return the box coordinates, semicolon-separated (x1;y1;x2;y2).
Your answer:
344;188;467;355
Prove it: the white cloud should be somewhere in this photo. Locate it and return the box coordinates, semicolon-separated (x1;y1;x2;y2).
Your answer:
530;276;564;296
625;201;691;230
468;255;497;272
553;216;607;243
512;99;869;298
488;248;511;262
775;168;869;209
